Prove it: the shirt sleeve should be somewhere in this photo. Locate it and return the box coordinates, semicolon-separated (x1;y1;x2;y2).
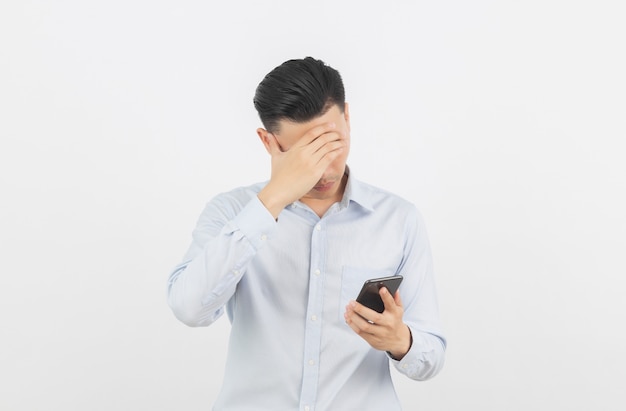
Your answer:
390;205;447;380
167;194;277;327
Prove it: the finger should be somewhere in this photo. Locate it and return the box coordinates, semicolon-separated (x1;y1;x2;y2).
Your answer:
349;300;382;325
345;312;367;335
345;306;377;334
293;122;337;147
380;287;398;313
304;133;346;168
312;140;346;168
309;131;345;155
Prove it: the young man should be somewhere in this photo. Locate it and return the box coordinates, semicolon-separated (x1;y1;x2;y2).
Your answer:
167;57;446;410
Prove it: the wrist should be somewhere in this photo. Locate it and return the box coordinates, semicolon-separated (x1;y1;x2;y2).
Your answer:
257;185;290;220
387;325;412;361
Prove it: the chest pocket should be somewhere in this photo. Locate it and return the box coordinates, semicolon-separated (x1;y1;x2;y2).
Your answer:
339;266;396;322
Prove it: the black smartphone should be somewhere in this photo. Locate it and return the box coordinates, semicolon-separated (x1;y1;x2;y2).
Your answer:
355;275;403;313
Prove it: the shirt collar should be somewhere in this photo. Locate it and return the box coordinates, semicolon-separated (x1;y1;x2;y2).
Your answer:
340;166;375;212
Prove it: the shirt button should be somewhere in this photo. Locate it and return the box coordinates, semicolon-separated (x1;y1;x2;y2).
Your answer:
315;224;321;231
261;234;267;241
308;359;315;366
304;406;310;411
232;270;239;276
314;269;321;276
311;315;317;321
402;364;408;369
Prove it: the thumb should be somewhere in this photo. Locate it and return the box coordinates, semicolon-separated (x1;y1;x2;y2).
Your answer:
393;290;403;308
380;287;398;312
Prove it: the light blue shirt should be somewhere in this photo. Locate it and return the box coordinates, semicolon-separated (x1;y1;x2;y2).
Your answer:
167;171;446;411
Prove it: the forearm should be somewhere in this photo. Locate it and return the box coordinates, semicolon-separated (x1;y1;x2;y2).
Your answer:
391;205;446;380
167;196;276;326
167;233;254;326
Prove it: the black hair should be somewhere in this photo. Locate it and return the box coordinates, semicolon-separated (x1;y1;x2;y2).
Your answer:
253;57;345;133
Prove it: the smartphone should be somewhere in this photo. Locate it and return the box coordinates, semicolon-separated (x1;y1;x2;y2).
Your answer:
355;275;403;313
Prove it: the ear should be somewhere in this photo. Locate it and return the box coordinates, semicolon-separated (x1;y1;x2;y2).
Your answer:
257;128;272;154
343;102;351;132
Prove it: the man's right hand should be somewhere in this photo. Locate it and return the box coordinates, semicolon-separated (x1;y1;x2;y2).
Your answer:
257;122;347;219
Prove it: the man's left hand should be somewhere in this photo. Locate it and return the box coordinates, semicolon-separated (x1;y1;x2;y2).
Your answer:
344;287;412;360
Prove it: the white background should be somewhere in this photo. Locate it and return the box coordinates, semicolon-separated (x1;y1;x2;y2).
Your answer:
1;1;625;410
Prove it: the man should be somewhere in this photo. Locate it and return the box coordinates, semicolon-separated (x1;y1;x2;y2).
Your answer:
167;57;446;410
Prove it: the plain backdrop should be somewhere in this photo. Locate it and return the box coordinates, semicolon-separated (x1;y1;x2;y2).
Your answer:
1;1;625;410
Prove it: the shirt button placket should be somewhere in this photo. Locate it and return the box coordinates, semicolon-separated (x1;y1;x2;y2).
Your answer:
300;221;324;410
